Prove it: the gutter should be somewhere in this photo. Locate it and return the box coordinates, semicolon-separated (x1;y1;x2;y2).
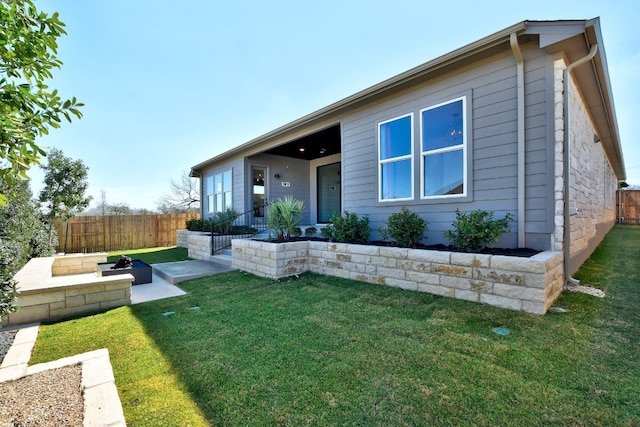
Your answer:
563;43;598;286
510;33;526;248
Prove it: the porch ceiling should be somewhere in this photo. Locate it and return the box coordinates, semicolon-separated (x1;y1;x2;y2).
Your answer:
264;124;341;160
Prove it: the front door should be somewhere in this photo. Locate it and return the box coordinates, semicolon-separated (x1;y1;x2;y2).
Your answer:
317;162;341;223
251;166;266;218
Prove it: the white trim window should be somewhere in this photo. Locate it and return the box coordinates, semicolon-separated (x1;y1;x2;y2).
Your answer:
420;97;467;198
378;113;414;201
207;169;233;213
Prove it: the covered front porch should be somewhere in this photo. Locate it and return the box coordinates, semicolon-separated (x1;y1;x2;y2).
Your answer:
245;123;342;226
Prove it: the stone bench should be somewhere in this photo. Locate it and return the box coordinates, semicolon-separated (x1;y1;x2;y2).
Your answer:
3;254;134;327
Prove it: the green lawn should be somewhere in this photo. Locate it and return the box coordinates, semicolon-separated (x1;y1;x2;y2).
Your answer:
107;246;190;264
31;225;640;426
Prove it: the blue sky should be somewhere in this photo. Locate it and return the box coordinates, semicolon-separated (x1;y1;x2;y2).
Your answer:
31;0;640;209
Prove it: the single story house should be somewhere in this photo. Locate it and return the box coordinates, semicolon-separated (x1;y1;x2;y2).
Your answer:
191;18;625;282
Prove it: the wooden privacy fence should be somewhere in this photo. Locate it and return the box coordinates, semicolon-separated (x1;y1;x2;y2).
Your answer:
617;190;640;224
53;213;199;253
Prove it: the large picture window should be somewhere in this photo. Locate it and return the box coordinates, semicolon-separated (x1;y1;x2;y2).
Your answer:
378;113;413;201
421;97;466;198
207;169;233;213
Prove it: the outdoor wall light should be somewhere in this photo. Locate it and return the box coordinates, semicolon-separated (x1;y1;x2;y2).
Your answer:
274;173;281;179
594;134;601;143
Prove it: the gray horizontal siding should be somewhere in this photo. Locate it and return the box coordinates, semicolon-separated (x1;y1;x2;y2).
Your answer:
248;153;312;224
201;157;245;219
339;46;553;249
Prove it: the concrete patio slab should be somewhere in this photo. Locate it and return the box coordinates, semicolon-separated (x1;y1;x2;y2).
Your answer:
152;259;236;284
130;273;186;304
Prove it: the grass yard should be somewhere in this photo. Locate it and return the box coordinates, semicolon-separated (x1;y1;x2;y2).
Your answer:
107;246;190;264
31;225;640;426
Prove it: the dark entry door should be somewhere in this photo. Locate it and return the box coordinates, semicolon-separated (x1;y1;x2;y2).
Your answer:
317;162;341;223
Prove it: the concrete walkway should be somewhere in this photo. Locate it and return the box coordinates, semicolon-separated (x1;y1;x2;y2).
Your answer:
131;258;236;304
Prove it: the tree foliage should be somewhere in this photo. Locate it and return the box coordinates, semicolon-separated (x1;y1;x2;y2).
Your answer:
157;171;200;214
0;179;56;319
0;0;83;206
38;148;91;242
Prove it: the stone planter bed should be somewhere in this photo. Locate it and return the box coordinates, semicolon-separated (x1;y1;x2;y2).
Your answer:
232;239;564;315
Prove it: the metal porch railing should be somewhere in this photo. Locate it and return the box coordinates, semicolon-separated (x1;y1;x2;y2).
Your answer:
210;202;271;255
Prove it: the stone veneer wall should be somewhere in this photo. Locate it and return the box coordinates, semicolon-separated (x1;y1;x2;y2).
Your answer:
176;229;190;248
232;239;564;314
553;59;617;272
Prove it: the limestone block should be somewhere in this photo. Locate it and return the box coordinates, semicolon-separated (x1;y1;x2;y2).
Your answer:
370;256;397;268
7;304;50;325
450;252;490;268
493;283;544;301
66;284;106;297
431;263;470;278
489;256;545;274
522;272;546;288
405;271;440;286
385;277;417;291
66;294;87;307
470;280;493;293
417;283;454;298
408;261;428;272
475;268;524;286
86;289;127;305
327;243;347;252
398;260;414;270
440;276;473;290
454;289;479;302
16;290;66;306
344;244;379;256
376;266;405;280
522;300;545;314
479;294;521;311
50;303;101;320
408;250;450;264
379;247;408;259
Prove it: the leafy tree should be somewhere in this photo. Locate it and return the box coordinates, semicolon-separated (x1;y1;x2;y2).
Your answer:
38;148;91;244
0;1;83;206
157;171;200;214
109;203;131;216
0;179;56;319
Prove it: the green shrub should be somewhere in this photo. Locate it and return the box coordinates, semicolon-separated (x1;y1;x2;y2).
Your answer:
321;211;370;244
0;241;20;319
445;209;514;252
304;227;317;237
213;209;239;234
185;218;203;231
267;196;304;240
379;207;428;248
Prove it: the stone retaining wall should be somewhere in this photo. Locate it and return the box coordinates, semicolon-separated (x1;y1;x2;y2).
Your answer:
4;254;133;326
232;239;564;314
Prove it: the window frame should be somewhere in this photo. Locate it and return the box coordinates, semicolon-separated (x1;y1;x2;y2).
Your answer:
419;96;467;200
206;169;233;213
377;112;414;202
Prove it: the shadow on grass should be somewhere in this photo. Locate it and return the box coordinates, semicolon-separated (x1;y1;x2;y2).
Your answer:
32;225;640;425
130;226;640;425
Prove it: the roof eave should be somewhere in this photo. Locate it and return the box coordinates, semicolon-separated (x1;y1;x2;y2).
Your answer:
191;20;528;172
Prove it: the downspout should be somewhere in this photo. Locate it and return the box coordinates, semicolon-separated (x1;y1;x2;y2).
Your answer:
510;33;526;248
563;43;598;286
